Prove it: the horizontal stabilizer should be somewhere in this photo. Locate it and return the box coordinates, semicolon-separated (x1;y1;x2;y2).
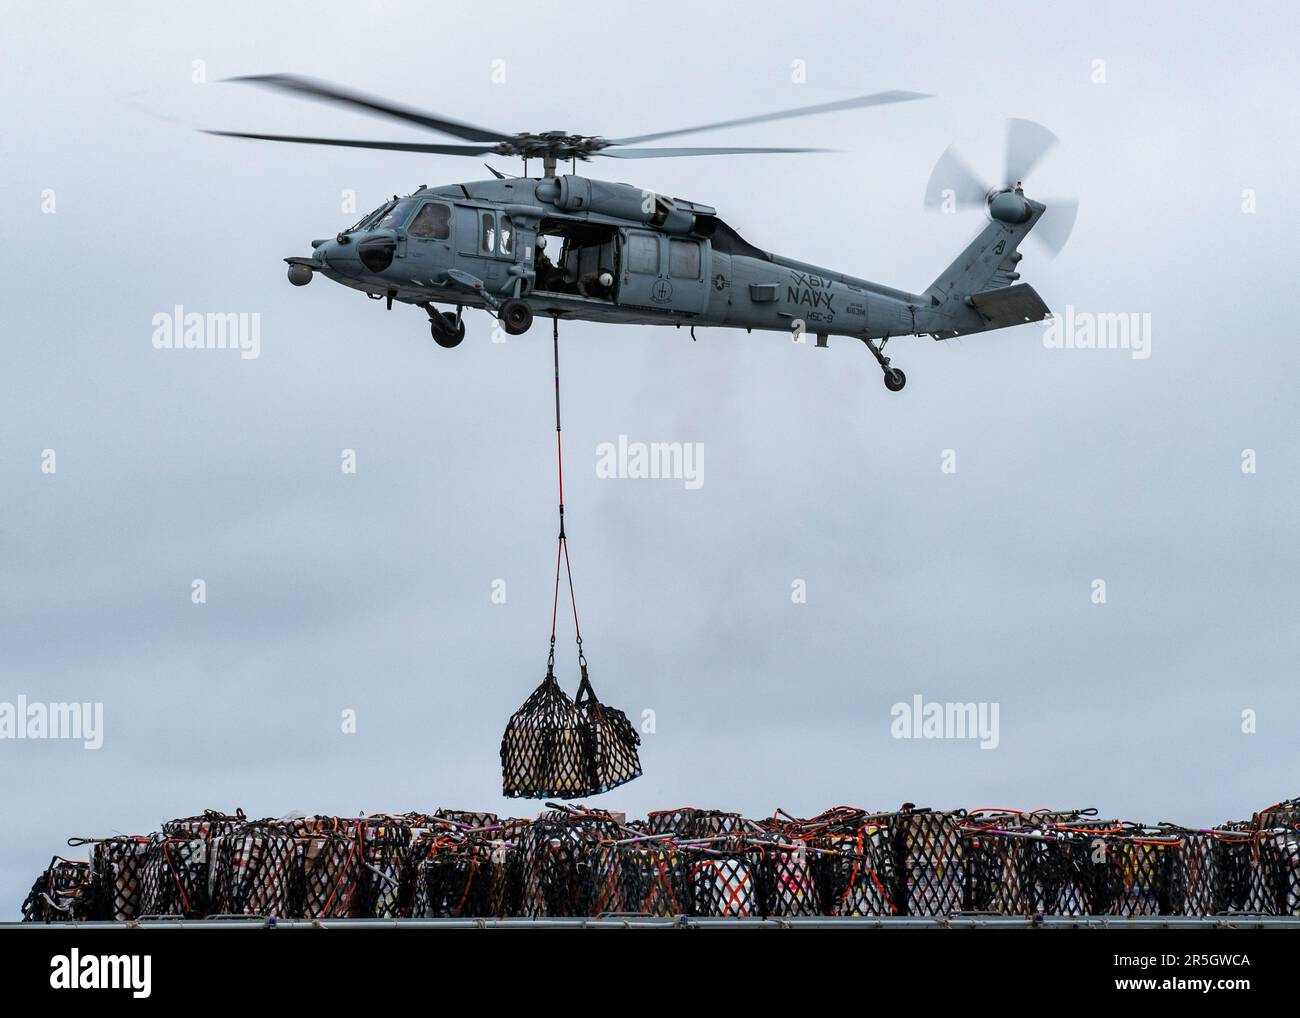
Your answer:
930;283;1050;338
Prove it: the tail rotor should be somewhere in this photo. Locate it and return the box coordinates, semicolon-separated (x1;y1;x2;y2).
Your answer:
923;118;1079;258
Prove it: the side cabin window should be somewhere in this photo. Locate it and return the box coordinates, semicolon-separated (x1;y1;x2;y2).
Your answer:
408;202;451;239
627;232;659;274
669;239;701;279
499;214;513;254
481;212;496;254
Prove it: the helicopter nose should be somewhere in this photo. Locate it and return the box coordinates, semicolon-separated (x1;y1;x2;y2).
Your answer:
315;237;359;275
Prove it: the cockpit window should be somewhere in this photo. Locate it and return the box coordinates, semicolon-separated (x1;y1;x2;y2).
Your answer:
409;202;451;239
374;199;417;231
499;214;513;254
481;212;497;253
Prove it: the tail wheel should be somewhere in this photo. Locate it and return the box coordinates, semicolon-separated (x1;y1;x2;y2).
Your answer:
883;367;907;392
431;312;465;348
500;299;534;336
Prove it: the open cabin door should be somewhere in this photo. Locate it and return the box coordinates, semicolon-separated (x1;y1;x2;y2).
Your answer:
616;229;709;316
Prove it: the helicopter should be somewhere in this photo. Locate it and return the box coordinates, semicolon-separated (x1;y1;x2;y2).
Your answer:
205;75;1078;391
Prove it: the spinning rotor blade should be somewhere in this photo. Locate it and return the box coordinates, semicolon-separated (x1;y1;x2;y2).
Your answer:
226;73;512;143
598;145;832;159
609;90;930;145
1028;197;1079;257
1004;118;1058;187
201;130;496;155
923;145;990;209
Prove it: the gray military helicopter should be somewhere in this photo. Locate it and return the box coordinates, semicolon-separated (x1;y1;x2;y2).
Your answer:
206;75;1077;391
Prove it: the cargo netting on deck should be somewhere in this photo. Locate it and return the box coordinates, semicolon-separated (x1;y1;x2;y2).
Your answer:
20;796;1300;920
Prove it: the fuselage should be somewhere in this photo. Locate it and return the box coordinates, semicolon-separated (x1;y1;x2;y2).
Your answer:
303;174;938;342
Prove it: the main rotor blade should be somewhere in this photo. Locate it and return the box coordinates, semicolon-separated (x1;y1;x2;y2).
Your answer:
201;130;496;155
1028;197;1079;257
609;90;930;145
1004;118;1058;186
226;73;512;144
923;145;990;209
598;145;832;159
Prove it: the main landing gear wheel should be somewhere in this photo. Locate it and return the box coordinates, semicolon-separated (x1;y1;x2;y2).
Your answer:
430;311;465;348
500;299;534;336
860;336;907;393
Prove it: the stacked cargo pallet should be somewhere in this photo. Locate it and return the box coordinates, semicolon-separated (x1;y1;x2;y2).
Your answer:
21;798;1300;921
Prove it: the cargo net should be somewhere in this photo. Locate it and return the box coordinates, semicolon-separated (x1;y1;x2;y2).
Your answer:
21;856;94;923
77;836;151;921
21;794;1300;920
501;668;641;800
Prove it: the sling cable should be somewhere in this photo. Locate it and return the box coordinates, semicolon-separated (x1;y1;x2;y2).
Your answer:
500;318;642;798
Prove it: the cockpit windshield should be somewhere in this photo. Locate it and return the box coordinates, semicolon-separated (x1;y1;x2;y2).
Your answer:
349;198;418;233
373;199;417;231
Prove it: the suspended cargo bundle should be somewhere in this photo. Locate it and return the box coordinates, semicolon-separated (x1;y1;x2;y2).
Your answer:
501;670;590;799
574;664;641;795
139;834;211;917
502;321;642;798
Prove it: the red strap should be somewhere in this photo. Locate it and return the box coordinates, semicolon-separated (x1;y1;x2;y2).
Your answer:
547;318;584;665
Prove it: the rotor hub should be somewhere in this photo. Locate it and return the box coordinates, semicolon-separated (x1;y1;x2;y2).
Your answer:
494;132;608;162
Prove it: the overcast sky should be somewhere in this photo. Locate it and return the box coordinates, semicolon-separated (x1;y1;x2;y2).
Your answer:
2;1;1298;915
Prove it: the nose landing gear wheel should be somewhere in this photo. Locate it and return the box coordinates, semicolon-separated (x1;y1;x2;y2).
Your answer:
883;367;907;392
430;311;465;348
500;299;534;336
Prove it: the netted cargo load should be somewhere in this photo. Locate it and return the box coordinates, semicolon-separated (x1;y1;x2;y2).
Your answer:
518;805;624;916
589;835;693;916
357;816;422;919
501;670;591;800
956;810;1103;916
1254;828;1300;916
573;664;641;796
76;835;151;921
647;807;748;838
1054;826;1221;917
433;809;501;830
21;856;95;923
298;829;361;918
210;822;298;917
1255;798;1300;834
680;837;763;917
806;815;898;916
139;834;211;917
410;830;523;918
889;808;966;916
23;792;1300;921
162;808;246;840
